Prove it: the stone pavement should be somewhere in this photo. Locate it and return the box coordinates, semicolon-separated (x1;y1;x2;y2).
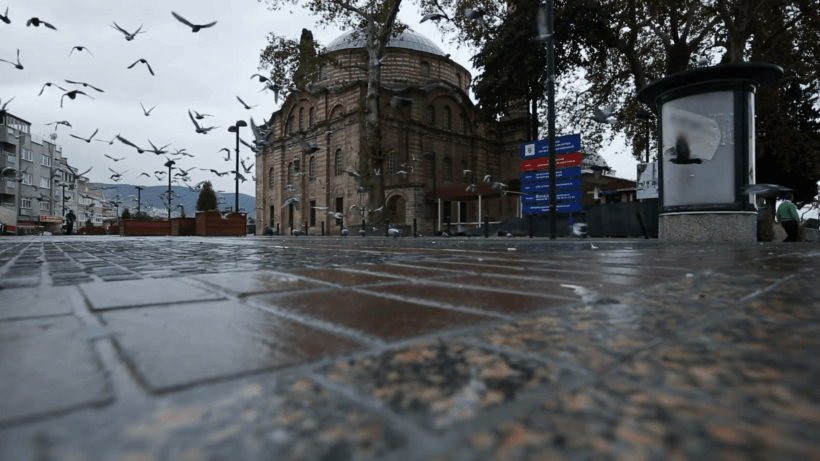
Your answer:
0;235;818;461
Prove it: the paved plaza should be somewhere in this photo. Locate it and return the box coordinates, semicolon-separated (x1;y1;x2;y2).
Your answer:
0;235;818;460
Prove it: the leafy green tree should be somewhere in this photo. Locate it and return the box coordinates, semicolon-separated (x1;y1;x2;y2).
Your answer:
196;181;218;211
122;209;131;220
258;0;405;221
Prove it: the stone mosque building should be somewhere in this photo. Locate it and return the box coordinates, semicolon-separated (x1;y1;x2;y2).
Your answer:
255;28;530;235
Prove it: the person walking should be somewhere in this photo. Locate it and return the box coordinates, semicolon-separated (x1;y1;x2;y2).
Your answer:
777;192;800;242
65;210;77;235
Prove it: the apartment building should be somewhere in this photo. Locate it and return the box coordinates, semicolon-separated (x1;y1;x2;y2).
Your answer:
0;111;102;234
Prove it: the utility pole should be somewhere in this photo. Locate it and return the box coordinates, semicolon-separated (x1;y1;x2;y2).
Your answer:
165;159;175;221
135;186;144;217
228;120;247;213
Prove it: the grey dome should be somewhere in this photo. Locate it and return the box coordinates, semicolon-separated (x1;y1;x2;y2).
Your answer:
326;29;445;56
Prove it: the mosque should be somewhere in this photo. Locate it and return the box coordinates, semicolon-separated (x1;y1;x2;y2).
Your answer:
254;28;532;235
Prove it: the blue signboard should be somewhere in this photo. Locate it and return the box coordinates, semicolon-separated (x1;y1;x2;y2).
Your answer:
523;202;583;214
520;134;582;160
521;166;582;183
522;178;582;193
522;190;582;204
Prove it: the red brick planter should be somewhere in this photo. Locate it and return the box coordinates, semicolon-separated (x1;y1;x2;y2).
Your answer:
79;227;107;235
171;218;196;236
195;212;246;237
120;220;171;236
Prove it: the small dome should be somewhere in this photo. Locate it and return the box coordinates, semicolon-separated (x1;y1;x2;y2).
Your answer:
326;29;446;56
582;151;610;171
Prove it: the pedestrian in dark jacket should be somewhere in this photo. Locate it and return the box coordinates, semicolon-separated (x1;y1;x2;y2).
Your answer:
777;193;800;242
65;210;77;235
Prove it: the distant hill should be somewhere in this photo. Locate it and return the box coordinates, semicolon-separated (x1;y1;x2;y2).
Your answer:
92;183;255;218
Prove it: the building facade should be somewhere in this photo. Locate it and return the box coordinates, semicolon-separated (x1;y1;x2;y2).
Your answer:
255;29;529;235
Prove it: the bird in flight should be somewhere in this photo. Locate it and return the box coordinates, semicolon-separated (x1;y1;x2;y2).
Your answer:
111;22;145;41
420;12;450;23
390;96;416;108
140;102;157;116
188;109;218;134
104;154;125;162
128;59;154;76
668;136;702;164
116;135;146;154
26;17;57;30
38;82;67;96
464;8;486;28
69;128;99;143
0;6;9;24
591;104;617;124
68;46;93;57
96;133;119;145
192;110;212;120
293;135;321;154
217;148;231;161
146;140;171;155
251;74;270;83
61;90;94;108
45;120;72;130
201;169;229;177
108;168;128;180
0;49;23;69
236;96;257;110
739;184;793;198
65;80;104;92
171;11;217;32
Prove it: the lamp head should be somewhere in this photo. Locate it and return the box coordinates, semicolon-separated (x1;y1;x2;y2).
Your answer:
637;108;652;120
236;120;248;127
227;126;237;133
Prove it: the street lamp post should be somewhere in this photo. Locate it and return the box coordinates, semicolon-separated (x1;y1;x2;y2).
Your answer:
637;108;652;163
135;186;144;218
164;159;175;221
228;121;248;213
545;0;557;239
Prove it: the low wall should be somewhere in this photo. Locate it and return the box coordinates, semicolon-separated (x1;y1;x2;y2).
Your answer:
195;212;246;237
120;220;171;236
171;218;196;236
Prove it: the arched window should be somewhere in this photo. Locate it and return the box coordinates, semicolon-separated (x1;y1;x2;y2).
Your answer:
420;61;430;78
443;158;452;181
335;149;343;176
309;156;316;179
309;107;315;126
299;108;305;131
269;167;275;188
288;116;295;134
456;73;462;89
460;113;467;133
426;106;435;127
444;106;451;130
320;65;328;81
287;162;293;184
460;160;468;178
426;157;434;179
387;154;397;175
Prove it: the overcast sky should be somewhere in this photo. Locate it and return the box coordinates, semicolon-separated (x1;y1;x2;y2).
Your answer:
1;0;636;201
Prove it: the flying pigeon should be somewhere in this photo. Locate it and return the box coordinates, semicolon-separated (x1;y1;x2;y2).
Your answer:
571;222;588;239
236;96;257;110
111;22;146;41
171;11;217;32
0;49;23;69
739;184;793;198
38;82;67;96
464;8;486;28
0;6;9;24
68;46;94;57
420;12;450;23
26;17;56;30
591;104;616;124
64;80;104;92
127;59;154;76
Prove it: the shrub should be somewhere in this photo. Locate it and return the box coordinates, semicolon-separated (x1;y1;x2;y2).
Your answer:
122;209;132;220
197;181;218;212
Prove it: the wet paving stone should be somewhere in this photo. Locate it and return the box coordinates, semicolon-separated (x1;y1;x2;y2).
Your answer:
251;290;496;341
102;300;366;392
192;271;325;297
319;339;583;431
80;278;225;310
0;286;77;321
284;268;406;286
0;317;112;426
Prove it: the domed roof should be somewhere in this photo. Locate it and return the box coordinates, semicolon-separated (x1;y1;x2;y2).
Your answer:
326;29;446;56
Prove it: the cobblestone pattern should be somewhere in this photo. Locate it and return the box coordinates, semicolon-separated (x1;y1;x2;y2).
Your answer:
0;236;817;460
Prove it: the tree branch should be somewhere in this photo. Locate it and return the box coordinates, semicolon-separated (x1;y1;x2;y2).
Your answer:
330;0;374;22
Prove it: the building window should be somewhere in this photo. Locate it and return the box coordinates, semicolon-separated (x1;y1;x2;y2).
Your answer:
320;65;328;81
309;156;316;179
444;106;451;130
41;155;51;167
309;107;315;126
287;162;293;184
426;158;434;179
426;106;435;127
335;149;343;176
420;61;430;78
22;173;32;185
269;167;275;188
288;116;295;134
387;154;397;175
6;180;14;189
21;149;33;162
460;113;467;133
456;73;462;89
299;108;305;131
40;201;50;211
40;177;51;189
21;197;31;209
443;158;452;181
461;160;468;178
5;152;14;163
